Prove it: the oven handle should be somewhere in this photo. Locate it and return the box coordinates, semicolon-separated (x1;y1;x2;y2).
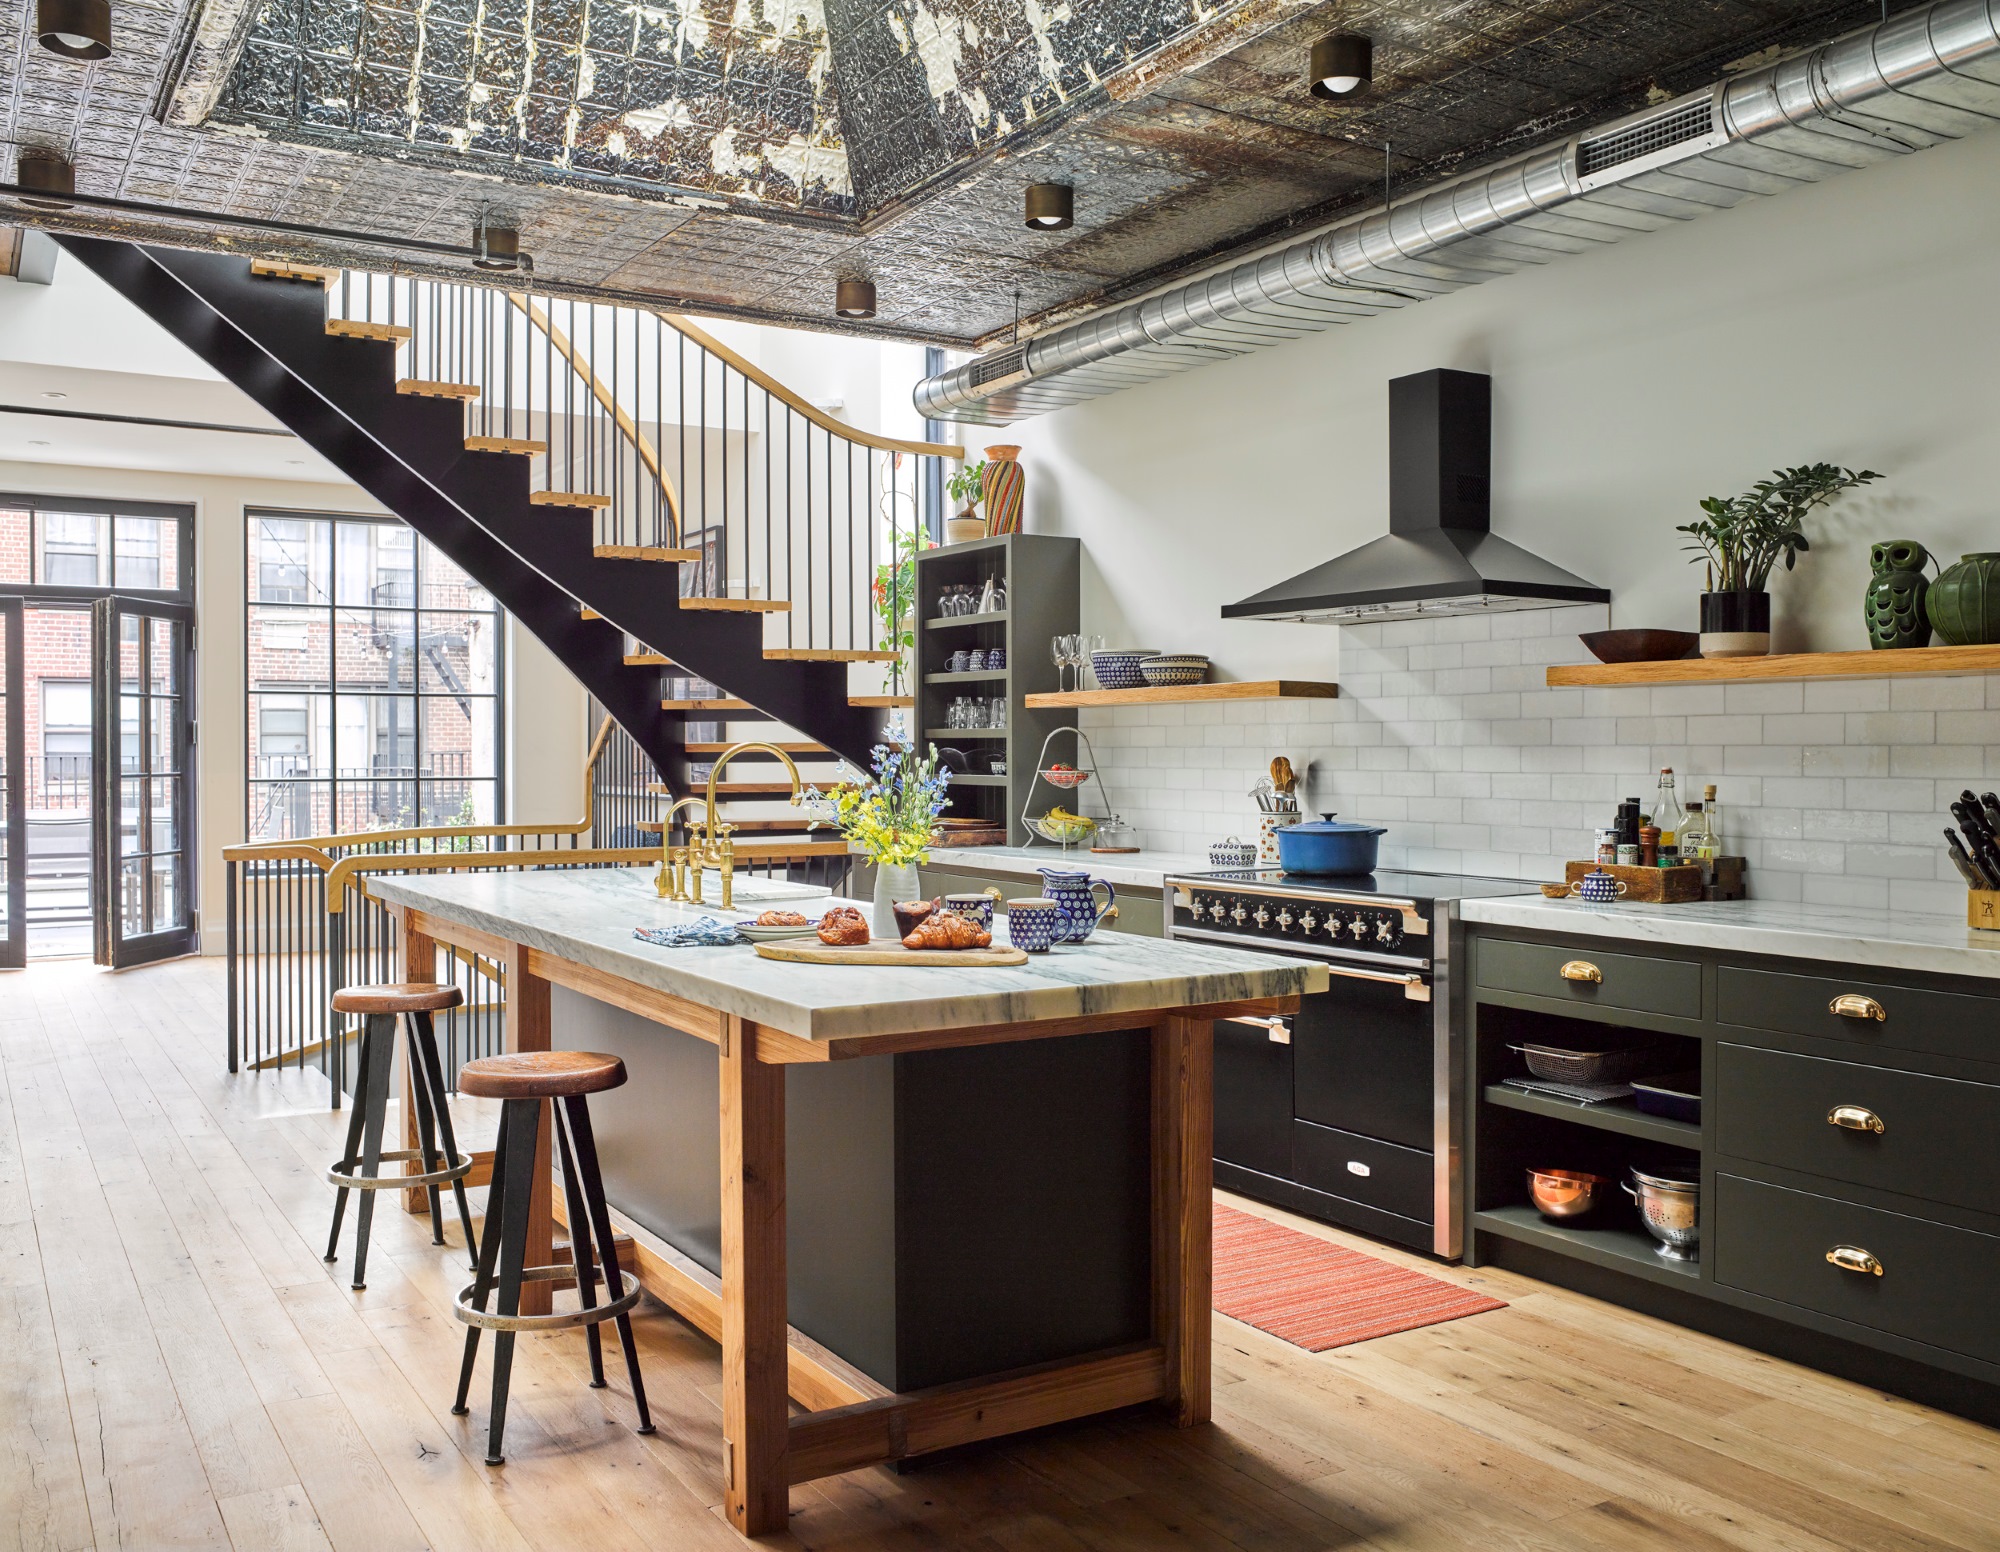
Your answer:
1322;963;1433;1002
1225;1014;1291;1044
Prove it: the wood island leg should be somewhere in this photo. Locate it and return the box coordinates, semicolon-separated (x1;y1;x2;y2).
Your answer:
720;1015;790;1535
1153;1015;1214;1427
505;942;555;1318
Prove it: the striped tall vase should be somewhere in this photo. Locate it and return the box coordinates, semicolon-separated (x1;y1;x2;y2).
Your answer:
981;445;1025;536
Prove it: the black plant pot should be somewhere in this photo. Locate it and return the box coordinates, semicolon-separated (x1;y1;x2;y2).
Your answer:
1699;590;1771;658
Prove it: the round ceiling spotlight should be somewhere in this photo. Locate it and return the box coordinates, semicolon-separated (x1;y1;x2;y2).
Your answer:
17;149;76;210
36;0;111;60
1024;182;1074;231
472;215;530;271
834;278;876;319
1309;32;1372;100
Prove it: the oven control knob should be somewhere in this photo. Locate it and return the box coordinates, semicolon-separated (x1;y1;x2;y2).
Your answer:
1349;916;1370;939
1327;913;1346;938
1376;918;1396;943
1230;901;1248;925
1276;909;1294;930
1253;905;1270;928
1299;911;1318;933
1207;900;1225;922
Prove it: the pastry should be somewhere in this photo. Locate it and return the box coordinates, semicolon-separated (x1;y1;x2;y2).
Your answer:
891;898;938;936
816;906;869;946
902;913;992;951
755;910;811;926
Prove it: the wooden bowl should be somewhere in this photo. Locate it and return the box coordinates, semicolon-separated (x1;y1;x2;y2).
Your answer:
1578;629;1699;664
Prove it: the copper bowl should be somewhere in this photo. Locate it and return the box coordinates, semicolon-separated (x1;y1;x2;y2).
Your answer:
1578;629;1699;664
1526;1168;1609;1220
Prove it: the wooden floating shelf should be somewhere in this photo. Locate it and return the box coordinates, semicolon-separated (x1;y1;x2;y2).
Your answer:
662;698;756;712
849;695;915;708
1024;679;1339;709
1548;643;2000;687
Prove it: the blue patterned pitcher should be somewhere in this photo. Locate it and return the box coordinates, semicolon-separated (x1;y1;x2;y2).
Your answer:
1035;868;1117;943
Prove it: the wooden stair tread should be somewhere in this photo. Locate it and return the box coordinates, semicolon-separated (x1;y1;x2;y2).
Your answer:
649;782;805;796
764;648;899;662
397;379;481;400
326;319;412;342
467;435;548;455
580;608;605;621
678;597;791;613
686;742;827;755
596;545;700;562
251;260;334;285
532;490;613;508
623;653;673;666
662;698;758;712
849;695;915;707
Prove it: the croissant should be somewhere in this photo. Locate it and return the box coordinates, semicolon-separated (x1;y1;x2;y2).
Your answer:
903;913;992;950
816;906;870;946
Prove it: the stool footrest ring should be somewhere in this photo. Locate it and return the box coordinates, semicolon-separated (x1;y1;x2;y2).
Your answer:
326;1148;473;1190
453;1266;642;1332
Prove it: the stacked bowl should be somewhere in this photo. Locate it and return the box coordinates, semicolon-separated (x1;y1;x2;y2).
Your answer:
1140;653;1209;687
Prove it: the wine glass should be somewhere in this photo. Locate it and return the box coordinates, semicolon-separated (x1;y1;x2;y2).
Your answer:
1051;635;1074;692
1081;634;1105;689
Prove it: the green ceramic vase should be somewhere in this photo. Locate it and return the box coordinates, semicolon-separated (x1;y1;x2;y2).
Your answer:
1927;553;2000;646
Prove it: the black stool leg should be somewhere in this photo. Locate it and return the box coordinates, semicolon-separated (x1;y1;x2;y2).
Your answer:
552;1101;607;1388
401;1017;449;1246
324;1015;374;1263
565;1095;653;1435
484;1096;541;1466
348;1014;398;1289
412;1010;479;1268
452;1103;511;1419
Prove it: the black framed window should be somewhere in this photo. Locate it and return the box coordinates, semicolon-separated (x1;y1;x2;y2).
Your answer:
0;495;193;600
245;511;505;840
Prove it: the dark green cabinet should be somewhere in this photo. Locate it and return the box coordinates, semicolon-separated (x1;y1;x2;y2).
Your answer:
1717;965;2000;1066
1476;936;1702;1020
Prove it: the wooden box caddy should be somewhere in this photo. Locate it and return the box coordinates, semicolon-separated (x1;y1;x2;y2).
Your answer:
1563;860;1705;903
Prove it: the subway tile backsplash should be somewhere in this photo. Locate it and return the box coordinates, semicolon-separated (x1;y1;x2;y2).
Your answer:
1080;604;1989;914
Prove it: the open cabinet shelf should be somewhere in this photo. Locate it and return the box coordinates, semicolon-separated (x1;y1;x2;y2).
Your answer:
1024;679;1338;708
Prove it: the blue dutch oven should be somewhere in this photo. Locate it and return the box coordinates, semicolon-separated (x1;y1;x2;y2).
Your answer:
1272;814;1387;875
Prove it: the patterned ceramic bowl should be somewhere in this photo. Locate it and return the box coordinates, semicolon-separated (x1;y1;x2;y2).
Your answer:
1208;837;1257;868
1140;654;1210;687
1091;649;1158;691
1006;899;1061;952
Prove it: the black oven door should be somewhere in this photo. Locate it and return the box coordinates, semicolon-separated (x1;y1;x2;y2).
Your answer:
1291;968;1433;1153
1214;1013;1294;1179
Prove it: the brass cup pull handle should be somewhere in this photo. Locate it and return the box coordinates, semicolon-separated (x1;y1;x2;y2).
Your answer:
1829;993;1886;1022
1559;960;1603;984
1828;1104;1885;1134
1826;1245;1884;1277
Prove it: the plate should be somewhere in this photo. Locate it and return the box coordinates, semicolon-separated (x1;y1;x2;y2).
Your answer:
735;921;822;942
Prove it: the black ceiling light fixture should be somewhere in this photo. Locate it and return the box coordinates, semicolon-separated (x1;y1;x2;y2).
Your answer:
472;211;530;271
36;0;111;60
835;278;876;319
1024;182;1074;231
1309;31;1372;100
17;149;76;210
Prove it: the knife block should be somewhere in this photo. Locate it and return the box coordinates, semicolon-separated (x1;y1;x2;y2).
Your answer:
1968;890;2000;932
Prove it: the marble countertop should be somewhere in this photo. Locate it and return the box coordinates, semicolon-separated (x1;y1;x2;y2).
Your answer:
924;846;1210;891
1458;894;2000;981
367;866;1327;1042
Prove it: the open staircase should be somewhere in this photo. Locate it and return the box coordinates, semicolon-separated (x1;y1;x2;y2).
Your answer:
63;239;952;798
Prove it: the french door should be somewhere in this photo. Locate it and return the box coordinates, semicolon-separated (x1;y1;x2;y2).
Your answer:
0;600;23;969
92;596;196;967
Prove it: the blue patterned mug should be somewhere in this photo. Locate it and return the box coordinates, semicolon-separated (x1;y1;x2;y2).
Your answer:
1035;868;1117;942
942;888;1003;928
1006;898;1061;952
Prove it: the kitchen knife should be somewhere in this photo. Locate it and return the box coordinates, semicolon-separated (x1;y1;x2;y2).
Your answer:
1946;828;1993;889
1950;801;2000;886
1979;791;2000;840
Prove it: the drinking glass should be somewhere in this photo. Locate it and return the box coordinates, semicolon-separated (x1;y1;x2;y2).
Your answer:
1051;634;1075;691
967;699;988;728
1081;634;1105;688
990;697;1007;729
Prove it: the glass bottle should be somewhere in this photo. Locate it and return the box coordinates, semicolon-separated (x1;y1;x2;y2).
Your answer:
1699;785;1721;860
1653;767;1686;862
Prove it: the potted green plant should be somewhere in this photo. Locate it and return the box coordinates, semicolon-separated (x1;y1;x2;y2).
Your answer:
872;527;931;692
1678;463;1880;657
945;459;987;544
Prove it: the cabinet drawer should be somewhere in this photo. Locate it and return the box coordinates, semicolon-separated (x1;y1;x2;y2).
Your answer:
1477;937;1702;1020
1714;1174;2000;1366
1292;1121;1432;1225
1716;1044;2000;1216
1717;966;2000;1067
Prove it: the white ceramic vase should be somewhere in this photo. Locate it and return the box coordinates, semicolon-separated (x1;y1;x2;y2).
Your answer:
871;862;920;938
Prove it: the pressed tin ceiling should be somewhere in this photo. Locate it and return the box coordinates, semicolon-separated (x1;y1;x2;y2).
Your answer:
2;0;1906;345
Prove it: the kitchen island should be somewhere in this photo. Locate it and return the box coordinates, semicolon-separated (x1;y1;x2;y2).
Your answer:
364;866;1325;1535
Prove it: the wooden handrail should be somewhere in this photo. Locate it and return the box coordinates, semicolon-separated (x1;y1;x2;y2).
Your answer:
324;841;850;911
652;309;967;463
510;294;684;543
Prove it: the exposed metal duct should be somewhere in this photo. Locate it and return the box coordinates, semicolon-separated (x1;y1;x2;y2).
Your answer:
916;0;2000;424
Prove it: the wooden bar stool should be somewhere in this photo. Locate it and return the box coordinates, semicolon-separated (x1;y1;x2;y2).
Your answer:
324;982;478;1290
450;1051;654;1465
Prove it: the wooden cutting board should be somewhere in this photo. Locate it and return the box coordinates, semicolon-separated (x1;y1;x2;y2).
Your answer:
753;940;1029;967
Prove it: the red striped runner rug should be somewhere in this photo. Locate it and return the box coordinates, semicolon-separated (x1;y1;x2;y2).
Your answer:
1212;1202;1506;1351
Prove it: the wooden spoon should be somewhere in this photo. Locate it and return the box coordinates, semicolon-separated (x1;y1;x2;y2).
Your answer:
1270;756;1295;795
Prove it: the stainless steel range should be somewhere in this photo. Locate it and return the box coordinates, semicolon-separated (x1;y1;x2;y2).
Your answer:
1164;866;1532;1258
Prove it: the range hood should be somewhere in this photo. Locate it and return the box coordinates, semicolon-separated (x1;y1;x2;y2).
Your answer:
1221;370;1608;625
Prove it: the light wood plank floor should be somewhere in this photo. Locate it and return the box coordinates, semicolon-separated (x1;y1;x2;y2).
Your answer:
4;957;1997;1551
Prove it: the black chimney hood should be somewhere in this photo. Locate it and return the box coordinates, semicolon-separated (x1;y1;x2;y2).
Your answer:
1222;369;1608;625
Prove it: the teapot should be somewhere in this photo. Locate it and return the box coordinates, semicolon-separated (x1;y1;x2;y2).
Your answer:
1034;867;1118;943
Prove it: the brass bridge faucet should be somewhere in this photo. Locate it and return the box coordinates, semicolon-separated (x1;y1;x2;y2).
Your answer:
657;742;807;912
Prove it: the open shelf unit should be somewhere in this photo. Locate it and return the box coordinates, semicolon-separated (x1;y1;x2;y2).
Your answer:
1547;643;2000;688
1472;1203;1699;1286
1483;1083;1700;1147
1024;679;1338;708
913;534;1078;846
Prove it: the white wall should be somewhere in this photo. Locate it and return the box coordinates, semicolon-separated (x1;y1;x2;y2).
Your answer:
1002;122;2000;911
